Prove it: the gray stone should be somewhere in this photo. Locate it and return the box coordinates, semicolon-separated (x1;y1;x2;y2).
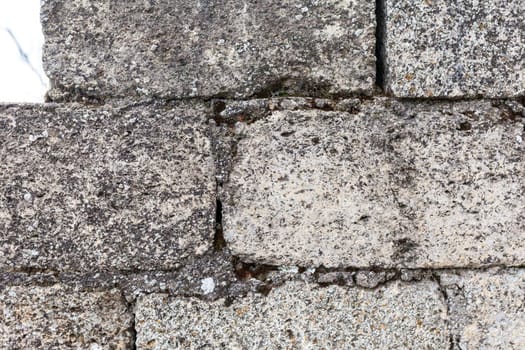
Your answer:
385;0;525;98
440;269;525;349
0;103;215;272
136;280;449;349
0;285;133;349
223;98;525;268
316;271;355;286
42;0;376;101
355;270;396;289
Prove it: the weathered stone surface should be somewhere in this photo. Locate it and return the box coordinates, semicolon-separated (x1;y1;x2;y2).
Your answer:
136;280;448;349
385;0;525;98
440;268;525;349
223;99;525;268
42;0;375;101
0;285;133;349
0;250;245;303
0;103;215;272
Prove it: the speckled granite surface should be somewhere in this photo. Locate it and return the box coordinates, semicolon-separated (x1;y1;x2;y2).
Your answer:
136;280;449;349
42;0;376;101
386;0;525;98
0;285;133;349
1;0;524;348
0;103;215;272
223;98;525;268
440;268;525;349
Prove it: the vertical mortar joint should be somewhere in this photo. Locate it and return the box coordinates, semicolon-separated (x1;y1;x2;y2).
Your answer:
375;0;387;91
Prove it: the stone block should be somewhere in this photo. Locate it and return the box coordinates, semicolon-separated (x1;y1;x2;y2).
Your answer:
0;104;215;272
440;269;525;349
0;285;133;349
136;280;448;349
385;0;525;98
42;0;376;101
223;99;525;268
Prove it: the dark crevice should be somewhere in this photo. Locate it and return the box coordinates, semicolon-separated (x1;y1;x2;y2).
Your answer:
233;260;279;282
375;0;387;91
123;296;137;350
233;260;280;296
432;272;456;350
213;198;226;251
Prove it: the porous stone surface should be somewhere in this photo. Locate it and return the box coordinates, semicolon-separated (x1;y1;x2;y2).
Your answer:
0;284;133;349
0;250;246;303
440;268;525;349
42;0;375;101
385;0;525;98
136;280;448;349
0;103;215;272
223;99;525;268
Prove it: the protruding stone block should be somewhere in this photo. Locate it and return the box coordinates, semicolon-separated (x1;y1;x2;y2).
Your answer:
0;104;215;272
0;285;133;349
440;269;525;349
42;0;376;101
224;99;525;268
136;280;448;349
385;0;525;98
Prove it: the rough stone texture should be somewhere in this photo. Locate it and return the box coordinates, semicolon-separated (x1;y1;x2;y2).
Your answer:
41;0;375;101
223;99;525;268
0;103;215;272
136;280;448;349
385;0;525;98
0;284;133;349
0;250;247;303
440;268;525;349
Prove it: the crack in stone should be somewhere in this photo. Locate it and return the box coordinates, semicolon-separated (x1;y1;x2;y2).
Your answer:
375;0;387;91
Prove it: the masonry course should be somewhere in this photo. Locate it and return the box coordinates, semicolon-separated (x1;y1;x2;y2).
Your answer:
42;0;376;101
136;280;449;349
223;98;525;268
0;103;215;272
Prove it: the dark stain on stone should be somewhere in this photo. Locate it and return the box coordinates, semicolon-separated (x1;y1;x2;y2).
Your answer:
280;131;295;137
392;238;419;261
457;121;472;131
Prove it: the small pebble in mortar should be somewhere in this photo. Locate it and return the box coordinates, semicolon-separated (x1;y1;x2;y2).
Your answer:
200;277;215;295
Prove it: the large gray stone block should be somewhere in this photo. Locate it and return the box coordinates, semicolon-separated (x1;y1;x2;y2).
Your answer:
42;0;376;101
0;104;215;272
385;0;525;98
0;285;133;349
223;99;525;268
440;269;525;349
136;280;448;349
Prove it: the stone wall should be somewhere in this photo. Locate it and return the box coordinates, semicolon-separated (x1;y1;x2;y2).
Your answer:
1;1;524;349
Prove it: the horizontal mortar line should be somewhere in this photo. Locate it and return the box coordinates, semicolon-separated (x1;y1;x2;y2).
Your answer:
3;95;524;109
0;266;187;277
2;263;524;279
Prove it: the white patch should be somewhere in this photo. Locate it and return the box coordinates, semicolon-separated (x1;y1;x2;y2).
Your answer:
279;266;299;274
200;277;215;295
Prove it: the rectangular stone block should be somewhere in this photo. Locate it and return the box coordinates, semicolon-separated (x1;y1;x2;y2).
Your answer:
385;0;525;98
0;285;133;349
42;0;375;101
0;104;215;272
440;269;525;349
223;99;525;268
136;280;448;349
